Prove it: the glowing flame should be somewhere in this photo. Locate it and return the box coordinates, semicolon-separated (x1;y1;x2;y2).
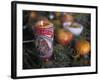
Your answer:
40;20;43;26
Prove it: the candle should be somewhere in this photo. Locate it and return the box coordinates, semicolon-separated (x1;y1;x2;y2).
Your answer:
34;19;54;62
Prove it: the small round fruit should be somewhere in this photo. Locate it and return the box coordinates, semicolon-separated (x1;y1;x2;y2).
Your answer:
61;13;74;23
55;29;74;46
29;11;37;19
75;40;91;56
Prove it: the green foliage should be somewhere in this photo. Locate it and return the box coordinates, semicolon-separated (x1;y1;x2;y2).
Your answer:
23;12;91;69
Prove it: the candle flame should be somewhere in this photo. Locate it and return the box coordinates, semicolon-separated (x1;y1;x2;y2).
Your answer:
40;21;43;26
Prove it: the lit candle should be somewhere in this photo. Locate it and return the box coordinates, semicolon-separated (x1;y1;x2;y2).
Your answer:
34;19;54;62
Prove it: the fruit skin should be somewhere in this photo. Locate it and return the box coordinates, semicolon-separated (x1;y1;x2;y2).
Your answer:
61;13;74;23
55;29;74;46
29;11;38;19
75;40;91;56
